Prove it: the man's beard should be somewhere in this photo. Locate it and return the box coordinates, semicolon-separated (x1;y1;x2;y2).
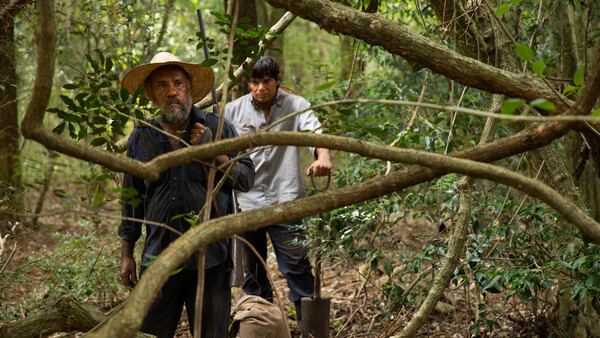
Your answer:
157;95;193;125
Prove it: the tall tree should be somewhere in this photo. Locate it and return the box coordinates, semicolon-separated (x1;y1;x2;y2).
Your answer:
0;0;32;231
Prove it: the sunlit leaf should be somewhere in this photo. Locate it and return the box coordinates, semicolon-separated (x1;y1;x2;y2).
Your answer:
501;98;525;115
497;3;510;17
530;98;556;112
316;81;337;91
532;60;545;76
515;44;534;61
563;85;578;95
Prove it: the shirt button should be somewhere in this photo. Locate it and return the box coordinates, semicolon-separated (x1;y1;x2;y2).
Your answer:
171;197;176;201
173;177;177;181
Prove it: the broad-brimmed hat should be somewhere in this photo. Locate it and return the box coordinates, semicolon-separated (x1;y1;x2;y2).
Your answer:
121;52;215;103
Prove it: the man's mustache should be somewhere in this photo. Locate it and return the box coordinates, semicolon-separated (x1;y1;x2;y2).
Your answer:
161;98;184;111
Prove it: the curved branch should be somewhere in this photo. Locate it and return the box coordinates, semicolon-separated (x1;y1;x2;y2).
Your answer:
264;0;572;112
89;70;600;334
398;179;472;338
88;134;600;336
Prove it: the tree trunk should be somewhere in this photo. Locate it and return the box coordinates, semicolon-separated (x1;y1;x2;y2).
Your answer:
556;3;600;335
0;5;22;232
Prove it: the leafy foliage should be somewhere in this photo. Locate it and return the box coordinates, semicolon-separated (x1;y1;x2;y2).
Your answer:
48;50;155;151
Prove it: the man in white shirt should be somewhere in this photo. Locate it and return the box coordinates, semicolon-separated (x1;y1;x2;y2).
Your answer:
225;55;332;327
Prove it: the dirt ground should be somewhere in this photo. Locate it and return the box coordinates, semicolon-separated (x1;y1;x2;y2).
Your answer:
1;192;473;337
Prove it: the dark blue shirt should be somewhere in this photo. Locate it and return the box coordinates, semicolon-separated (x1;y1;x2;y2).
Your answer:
118;106;255;270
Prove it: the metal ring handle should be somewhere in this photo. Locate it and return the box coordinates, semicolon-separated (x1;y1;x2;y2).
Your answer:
309;168;331;193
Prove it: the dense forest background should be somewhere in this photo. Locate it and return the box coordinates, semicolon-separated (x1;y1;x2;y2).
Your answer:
1;0;600;337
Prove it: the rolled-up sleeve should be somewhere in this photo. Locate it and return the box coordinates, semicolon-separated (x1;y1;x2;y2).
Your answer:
297;100;322;158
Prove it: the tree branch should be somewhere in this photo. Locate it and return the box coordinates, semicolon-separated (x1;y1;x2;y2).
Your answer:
195;11;296;109
87;137;600;336
0;0;32;26
264;0;573;112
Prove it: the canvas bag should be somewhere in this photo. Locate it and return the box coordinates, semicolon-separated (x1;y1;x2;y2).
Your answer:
229;295;289;338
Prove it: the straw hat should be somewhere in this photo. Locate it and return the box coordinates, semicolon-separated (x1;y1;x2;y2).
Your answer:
121;52;215;103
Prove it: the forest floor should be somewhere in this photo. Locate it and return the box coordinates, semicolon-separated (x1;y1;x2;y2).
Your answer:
0;190;533;337
1;213;469;337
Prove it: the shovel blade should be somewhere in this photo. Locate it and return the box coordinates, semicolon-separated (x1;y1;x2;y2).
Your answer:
301;296;331;338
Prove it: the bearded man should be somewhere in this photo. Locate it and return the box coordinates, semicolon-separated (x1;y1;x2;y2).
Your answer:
118;52;255;338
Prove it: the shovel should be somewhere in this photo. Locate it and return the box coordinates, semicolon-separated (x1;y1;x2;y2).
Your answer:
301;171;331;338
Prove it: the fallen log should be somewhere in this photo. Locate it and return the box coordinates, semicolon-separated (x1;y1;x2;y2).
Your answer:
0;295;152;338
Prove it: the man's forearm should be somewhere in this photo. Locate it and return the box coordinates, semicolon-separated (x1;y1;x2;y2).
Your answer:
316;147;330;160
122;239;135;258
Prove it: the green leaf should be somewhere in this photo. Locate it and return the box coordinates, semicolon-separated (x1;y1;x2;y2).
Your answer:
532;60;545;76
200;58;218;67
530;98;556;112
86;54;100;73
593;108;600;117
572;256;586;269
68;123;76;139
501;98;525;115
563;85;578;95
52;122;66;135
170;267;184;275
63;83;78;90
105;57;113;72
497;3;510;17
59;112;83;123
515;44;534;61
133;86;146;101
53;189;67;198
90;137;107;146
60;95;77;111
383;261;393;277
120;87;130;102
316;81;337;91
574;65;585;86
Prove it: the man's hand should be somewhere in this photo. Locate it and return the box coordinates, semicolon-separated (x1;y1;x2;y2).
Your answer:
190;122;212;145
120;239;137;288
307;148;332;177
191;122;230;165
